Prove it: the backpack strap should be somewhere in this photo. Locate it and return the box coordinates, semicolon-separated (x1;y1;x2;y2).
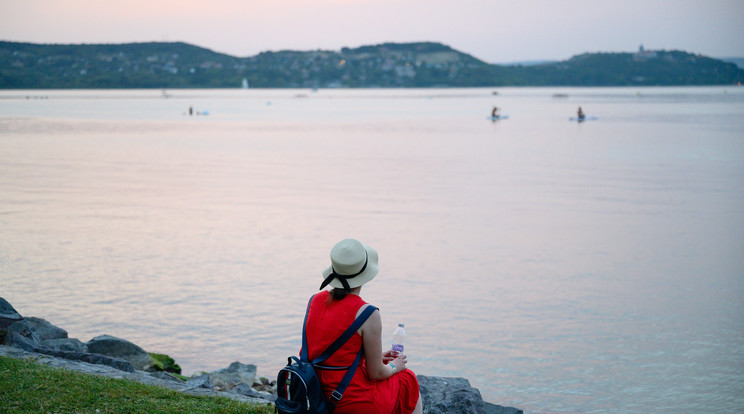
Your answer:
326;305;377;407
300;295;378;408
311;304;376;365
299;294;315;362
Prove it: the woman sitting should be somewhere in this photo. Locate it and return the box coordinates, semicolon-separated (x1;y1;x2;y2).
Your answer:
305;238;423;414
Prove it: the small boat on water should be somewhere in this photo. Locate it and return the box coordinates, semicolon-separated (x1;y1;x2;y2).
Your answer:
489;114;510;121
569;116;597;122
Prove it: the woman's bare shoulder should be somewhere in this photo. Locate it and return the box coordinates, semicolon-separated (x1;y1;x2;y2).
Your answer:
355;302;380;318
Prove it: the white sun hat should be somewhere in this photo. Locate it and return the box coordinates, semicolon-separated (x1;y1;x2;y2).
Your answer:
320;239;379;290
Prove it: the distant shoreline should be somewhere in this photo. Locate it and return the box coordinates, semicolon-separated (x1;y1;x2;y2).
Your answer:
2;41;742;89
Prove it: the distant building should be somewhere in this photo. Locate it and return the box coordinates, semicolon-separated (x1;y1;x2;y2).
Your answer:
634;44;657;60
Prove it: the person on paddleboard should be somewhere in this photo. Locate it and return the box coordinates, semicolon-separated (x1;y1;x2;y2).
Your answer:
577;106;585;120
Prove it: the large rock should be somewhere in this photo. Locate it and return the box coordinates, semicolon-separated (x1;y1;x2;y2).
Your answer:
25;317;68;341
419;376;523;414
42;338;88;353
419;376;487;414
485;402;523;414
184;373;213;390
40;348;136;372
208;361;257;389
2;320;43;351
86;335;156;371
149;371;185;383
0;302;68;353
229;382;273;401
0;297;23;329
183;363;268;402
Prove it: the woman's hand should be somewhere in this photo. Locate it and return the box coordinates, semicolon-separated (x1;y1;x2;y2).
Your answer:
390;354;408;374
382;349;396;364
361;310;409;380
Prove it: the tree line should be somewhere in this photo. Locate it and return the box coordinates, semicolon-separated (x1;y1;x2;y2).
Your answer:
1;41;741;89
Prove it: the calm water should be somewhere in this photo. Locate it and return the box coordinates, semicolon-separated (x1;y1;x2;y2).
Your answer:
1;87;743;413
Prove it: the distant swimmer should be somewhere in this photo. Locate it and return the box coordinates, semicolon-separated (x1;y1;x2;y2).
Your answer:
577;106;585;120
489;106;510;120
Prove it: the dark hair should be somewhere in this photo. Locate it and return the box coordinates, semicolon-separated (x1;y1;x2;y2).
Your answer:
330;288;350;301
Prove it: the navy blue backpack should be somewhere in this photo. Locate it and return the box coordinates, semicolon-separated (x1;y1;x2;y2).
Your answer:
275;294;377;414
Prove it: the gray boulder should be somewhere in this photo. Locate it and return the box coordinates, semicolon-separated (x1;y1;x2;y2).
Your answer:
86;335;156;371
419;376;523;414
2;320;43;351
42;338;88;353
184;373;213;390
0;303;69;353
149;371;185;383
182;362;265;400
25;317;68;341
485;402;523;414
419;376;487;414
208;361;257;389
229;382;273;401
0;297;23;329
39;348;135;372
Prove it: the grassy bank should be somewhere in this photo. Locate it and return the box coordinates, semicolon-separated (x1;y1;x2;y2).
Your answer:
0;356;274;414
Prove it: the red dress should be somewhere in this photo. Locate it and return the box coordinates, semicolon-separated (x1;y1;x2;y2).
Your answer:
304;290;420;414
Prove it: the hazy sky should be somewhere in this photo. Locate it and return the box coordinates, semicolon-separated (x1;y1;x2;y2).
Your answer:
2;0;742;63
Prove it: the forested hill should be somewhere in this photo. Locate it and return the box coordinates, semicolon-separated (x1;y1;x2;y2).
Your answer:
1;41;742;89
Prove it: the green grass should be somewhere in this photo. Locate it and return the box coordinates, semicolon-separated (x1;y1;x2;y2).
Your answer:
0;356;275;414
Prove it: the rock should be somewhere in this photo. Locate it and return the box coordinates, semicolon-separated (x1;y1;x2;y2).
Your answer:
0;298;36;350
86;335;156;371
208;361;257;389
42;338;88;353
181;362;263;400
75;352;136;372
36;348;136;372
418;376;486;414
2;320;43;351
148;371;185;383
229;382;274;401
418;376;523;414
0;297;23;329
184;374;213;390
25;317;68;341
485;402;524;414
252;377;276;393
149;352;181;374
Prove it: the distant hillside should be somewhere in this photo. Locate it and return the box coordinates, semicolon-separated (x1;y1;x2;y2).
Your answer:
0;41;243;89
721;57;744;70
517;51;744;86
1;41;742;88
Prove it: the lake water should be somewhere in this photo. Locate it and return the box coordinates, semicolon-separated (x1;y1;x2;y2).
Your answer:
1;87;743;413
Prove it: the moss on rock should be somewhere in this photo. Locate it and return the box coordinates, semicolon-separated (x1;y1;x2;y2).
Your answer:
149;352;182;374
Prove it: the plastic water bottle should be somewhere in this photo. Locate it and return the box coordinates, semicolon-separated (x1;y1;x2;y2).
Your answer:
391;323;406;357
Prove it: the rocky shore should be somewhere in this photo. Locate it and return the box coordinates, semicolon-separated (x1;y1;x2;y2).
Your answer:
1;297;522;414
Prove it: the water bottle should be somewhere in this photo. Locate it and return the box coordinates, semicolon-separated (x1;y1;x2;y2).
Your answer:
391;323;406;357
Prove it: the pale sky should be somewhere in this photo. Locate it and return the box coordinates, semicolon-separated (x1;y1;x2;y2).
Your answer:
1;0;742;63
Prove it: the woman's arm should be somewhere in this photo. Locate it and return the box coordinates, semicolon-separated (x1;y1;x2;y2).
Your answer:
359;306;408;380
